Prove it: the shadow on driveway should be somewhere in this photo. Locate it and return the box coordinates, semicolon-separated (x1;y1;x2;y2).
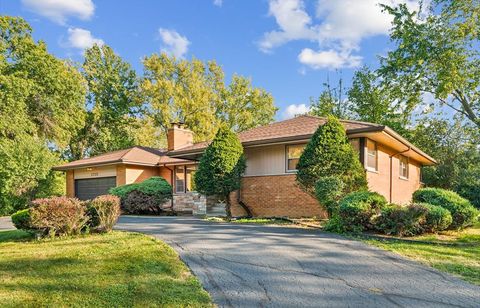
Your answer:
116;215;480;308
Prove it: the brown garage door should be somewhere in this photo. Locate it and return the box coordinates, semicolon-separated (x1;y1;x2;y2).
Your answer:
74;177;117;200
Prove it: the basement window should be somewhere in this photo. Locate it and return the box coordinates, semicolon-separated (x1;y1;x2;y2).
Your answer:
366;139;378;171
399;155;409;179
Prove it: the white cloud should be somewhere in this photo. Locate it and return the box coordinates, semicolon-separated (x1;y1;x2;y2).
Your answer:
213;0;223;7
22;0;94;25
67;28;104;50
260;0;421;69
298;48;361;69
259;0;316;52
282;104;310;119
158;28;190;58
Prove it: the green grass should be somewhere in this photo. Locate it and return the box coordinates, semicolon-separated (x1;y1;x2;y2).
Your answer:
0;230;212;307
366;221;480;285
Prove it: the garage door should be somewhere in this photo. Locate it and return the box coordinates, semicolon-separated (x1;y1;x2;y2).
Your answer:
75;177;117;200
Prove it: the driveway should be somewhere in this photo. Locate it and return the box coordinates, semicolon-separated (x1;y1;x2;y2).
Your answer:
116;216;480;307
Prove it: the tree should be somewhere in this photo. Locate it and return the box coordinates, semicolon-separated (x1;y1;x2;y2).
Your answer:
379;1;480;130
68;44;141;160
0;17;86;213
296;116;367;213
410;116;480;208
194;127;246;218
141;53;276;142
348;66;413;134
310;77;351;119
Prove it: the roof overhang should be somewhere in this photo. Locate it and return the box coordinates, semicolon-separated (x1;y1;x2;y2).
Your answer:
169;126;436;166
52;160;159;171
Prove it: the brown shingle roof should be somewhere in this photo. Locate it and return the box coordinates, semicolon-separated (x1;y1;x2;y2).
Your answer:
53;146;194;170
170;115;382;155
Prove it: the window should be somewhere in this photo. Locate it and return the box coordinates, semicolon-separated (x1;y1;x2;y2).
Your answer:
186;165;197;192
366;139;378;171
286;144;305;172
175;166;185;193
399;155;409;179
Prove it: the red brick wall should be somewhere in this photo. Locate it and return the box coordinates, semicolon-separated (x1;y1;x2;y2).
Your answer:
230;174;328;218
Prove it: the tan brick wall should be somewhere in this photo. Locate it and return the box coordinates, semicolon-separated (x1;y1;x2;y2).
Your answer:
367;144;422;204
230;174;328;218
66;170;74;197
159;166;173;185
116;165;126;186
125;164;159;184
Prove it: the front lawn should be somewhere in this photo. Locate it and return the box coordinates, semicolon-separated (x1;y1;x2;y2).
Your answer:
365;221;480;285
0;230;212;307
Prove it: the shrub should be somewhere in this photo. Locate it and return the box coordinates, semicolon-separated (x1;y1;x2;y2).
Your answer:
110;177;172;214
413;188;478;229
30;197;89;237
110;177;172;200
296;116;367;196
314;177;345;216
195;126;246;218
422;203;453;232
375;204;428;237
89;195;120;232
337;191;387;232
11;209;32;230
122;190;168;214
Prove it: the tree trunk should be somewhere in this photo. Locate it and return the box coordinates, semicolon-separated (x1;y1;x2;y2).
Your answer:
225;197;232;219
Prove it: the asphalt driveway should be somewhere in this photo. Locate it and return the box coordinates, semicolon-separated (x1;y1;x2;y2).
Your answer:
116;216;480;307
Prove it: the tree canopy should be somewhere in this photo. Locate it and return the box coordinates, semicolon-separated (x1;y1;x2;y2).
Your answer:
379;0;480;129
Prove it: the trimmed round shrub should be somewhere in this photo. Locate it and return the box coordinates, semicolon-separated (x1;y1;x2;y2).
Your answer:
314;176;345;216
422;203;452;232
375;204;428;237
30;197;89;237
88;195;120;232
11;209;32;230
413;188;478;229
337;191;387;232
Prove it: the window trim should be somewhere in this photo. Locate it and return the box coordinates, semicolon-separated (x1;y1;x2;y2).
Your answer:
285;144;305;173
365;138;378;172
399;155;409;180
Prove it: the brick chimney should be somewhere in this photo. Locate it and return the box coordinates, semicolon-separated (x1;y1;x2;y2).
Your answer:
167;122;194;151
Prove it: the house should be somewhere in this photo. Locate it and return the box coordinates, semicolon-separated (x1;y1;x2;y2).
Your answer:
53;115;436;218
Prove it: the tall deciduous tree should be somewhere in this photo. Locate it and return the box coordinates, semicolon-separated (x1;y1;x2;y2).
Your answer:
379;0;480;129
68;44;141;160
310;77;351;119
141;53;276;142
348;66;413;135
0;17;86;213
296;116;367;202
194;127;246;218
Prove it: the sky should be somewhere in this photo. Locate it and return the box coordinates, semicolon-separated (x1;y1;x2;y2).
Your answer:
0;0;423;120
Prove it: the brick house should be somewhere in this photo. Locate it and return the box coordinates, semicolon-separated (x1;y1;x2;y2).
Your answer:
54;115;436;218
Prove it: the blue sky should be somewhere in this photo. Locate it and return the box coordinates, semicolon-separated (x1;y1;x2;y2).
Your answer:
0;0;422;119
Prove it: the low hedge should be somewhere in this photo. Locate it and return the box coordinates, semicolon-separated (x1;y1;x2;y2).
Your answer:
413;188;478;229
375;204;428;237
335;191;388;232
109;177;172;214
422;203;453;232
11;209;32;230
88;195;120;232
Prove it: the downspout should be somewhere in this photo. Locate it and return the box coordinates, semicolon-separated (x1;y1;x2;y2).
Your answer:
389;147;411;203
